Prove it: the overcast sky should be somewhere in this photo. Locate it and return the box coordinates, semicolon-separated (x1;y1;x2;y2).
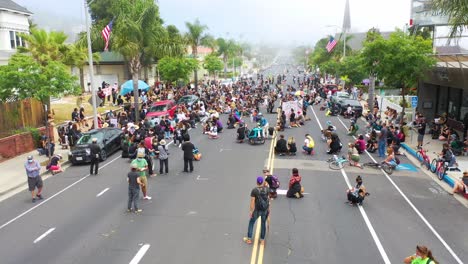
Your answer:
14;0;412;46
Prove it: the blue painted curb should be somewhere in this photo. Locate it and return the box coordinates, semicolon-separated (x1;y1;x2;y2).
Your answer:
401;143;455;187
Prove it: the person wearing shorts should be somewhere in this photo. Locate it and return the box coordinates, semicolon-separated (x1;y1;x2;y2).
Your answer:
24;156;43;203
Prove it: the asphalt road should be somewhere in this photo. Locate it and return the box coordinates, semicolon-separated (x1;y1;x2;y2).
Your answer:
0;62;467;264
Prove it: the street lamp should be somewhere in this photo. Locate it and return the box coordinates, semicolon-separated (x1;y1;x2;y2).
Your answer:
84;0;99;129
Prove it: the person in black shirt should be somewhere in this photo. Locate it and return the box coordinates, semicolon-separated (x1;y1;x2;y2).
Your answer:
237;123;247;143
89;138;101;175
181;136;195;172
416;115;426;148
127;164;142;212
275;134;288;156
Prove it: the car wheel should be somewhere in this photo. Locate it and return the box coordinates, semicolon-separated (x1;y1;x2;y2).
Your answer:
100;150;108;161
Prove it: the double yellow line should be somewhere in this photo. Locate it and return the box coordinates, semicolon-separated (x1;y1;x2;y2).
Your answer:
250;110;280;264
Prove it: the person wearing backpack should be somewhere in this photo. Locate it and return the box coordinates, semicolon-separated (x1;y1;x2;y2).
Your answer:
404;245;438;264
243;176;270;245
264;168;280;199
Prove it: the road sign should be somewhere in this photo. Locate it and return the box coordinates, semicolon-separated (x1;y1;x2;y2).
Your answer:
411;96;418;108
88;96;103;107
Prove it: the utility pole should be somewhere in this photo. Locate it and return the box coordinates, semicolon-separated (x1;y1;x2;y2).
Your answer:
84;0;98;129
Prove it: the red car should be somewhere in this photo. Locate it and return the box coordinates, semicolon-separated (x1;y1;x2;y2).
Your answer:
146;100;177;118
324;84;339;95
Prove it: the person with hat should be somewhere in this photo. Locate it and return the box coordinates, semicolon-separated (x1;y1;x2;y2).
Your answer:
451;170;468;196
243;176;270;245
127;163;143;213
24;156;43;202
89;138;101;175
158;140;169;174
131;152;151;200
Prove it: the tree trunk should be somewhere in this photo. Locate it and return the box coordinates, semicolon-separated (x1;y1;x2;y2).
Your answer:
223;56;227;78
79;67;85;93
368;75;375;111
400;86;406;125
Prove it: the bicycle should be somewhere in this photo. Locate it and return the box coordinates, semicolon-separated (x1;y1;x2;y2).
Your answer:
363;161;395;175
430;156;448;181
327;155;349;170
415;142;431;170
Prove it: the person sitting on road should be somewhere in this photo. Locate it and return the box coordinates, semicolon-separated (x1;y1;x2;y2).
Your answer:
296;111;305;126
404;245;438;264
383;147;398;167
275;134;288;156
302;134;315;155
346;175;368;205
237;123;247;143
227;114;236;129
286;168;303;198
451;170;468;196
355;135;366;154
344;104;353;118
207;122;219;139
327;133;342;154
347;121;359;136
287;136;297;156
366;130;378;153
48;154;63;175
347;143;362;168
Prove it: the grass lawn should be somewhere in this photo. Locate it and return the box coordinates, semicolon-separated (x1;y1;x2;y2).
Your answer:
51;94;121;124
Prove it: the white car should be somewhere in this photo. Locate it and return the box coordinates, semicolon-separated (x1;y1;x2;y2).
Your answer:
220;79;233;86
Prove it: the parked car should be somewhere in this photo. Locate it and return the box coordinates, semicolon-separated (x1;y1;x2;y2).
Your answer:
146;100;177;118
220;79;233;86
177;95;199;106
324;84;339;95
335;99;363;117
68;128;123;165
331;91;351;103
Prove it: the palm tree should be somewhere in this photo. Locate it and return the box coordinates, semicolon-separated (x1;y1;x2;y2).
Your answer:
185;19;210;89
431;0;468;39
216;38;237;77
19;29;68;66
112;0;181;122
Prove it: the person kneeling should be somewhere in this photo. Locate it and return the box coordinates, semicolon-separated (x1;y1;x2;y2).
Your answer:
286;168;304;198
287;136;297;156
275;134;288;156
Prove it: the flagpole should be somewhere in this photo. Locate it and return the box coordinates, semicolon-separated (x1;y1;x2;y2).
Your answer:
84;0;98;129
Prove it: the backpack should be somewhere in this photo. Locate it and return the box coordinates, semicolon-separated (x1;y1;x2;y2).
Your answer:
270;175;280;189
255;187;269;211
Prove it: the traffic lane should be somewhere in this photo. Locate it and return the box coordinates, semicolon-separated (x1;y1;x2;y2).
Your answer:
134;125;272;263
390;174;468;261
320;112;464;262
264;165;383;263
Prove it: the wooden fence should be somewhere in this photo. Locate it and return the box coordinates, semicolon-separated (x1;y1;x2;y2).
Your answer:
0;99;45;138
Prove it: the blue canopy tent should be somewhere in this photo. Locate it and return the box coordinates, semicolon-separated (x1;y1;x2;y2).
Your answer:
120;80;150;95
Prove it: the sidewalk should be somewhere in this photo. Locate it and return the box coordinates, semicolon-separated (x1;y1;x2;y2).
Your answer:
0;139;71;201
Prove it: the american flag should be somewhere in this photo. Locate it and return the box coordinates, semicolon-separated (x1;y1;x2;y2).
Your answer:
101;20;113;51
326;36;337;53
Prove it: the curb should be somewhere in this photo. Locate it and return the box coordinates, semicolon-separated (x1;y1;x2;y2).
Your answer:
401;143;455;187
0;160;71;197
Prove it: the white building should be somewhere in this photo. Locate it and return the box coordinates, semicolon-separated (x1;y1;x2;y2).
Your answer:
0;0;31;65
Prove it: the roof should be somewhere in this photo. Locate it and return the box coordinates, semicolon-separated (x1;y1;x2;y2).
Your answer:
98;51;125;64
334;31;392;51
0;0;32;15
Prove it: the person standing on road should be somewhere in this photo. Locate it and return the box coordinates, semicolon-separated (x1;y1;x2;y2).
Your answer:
158;140;169;174
378;123;388;158
131;152;151;200
89;138;101;175
24;156;43;203
181;135;195;173
404;245;438;264
127;163;143;213
243;176;270;245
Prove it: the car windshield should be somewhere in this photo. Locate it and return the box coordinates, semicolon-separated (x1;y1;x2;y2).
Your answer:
77;132;104;145
179;96;193;103
150;104;168;112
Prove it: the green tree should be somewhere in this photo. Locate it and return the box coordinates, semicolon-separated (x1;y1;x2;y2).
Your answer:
203;54;223;78
431;0;468;39
18;29;68;66
216;38;237;77
185;19;210;88
158;57;198;84
336;54;367;85
0;54;80;103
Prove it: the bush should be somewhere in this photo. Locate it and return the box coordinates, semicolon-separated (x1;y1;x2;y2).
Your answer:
26;127;41;148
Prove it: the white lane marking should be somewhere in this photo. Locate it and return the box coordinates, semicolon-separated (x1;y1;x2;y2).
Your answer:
310;106;391;264
0;155;121;231
129;243;150;264
310;105;324;130
275;189;309;195
33;227;55;244
196;175;208;181
96;187;110;197
335;115;464;264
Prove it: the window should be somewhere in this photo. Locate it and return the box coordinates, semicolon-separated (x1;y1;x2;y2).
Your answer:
9;31;15;49
15;34;21;48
